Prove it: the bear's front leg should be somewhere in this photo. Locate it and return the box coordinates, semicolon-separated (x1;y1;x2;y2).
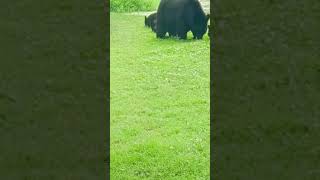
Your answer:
192;31;197;39
168;31;177;37
176;22;187;40
156;27;166;38
157;34;166;39
178;33;187;39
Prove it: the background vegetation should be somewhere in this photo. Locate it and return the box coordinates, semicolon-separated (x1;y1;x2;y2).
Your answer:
110;0;159;12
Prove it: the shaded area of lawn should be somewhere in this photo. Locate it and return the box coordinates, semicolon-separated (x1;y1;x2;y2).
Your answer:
111;13;210;179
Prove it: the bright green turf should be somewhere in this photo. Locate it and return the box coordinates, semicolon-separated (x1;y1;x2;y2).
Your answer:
110;13;210;179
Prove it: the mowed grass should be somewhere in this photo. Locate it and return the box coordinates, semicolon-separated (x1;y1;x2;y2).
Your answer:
111;13;210;179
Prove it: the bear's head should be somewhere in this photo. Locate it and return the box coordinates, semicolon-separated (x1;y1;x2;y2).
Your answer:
151;19;157;32
193;14;210;39
145;16;148;26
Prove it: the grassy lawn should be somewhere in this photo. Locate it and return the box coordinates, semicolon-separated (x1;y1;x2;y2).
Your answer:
110;13;210;179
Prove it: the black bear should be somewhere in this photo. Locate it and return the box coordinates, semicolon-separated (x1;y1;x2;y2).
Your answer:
156;0;209;39
144;12;157;32
208;25;212;39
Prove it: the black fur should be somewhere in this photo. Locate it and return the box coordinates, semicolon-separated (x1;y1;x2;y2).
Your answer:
145;12;157;32
208;24;212;39
156;0;209;39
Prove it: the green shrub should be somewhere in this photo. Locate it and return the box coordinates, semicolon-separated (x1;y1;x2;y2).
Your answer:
111;0;159;12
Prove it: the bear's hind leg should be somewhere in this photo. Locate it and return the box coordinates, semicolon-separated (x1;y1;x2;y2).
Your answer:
175;16;188;39
156;31;166;38
168;31;177;37
178;32;187;39
176;25;187;39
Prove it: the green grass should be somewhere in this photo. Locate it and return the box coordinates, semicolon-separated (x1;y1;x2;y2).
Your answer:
111;13;210;179
111;0;159;12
